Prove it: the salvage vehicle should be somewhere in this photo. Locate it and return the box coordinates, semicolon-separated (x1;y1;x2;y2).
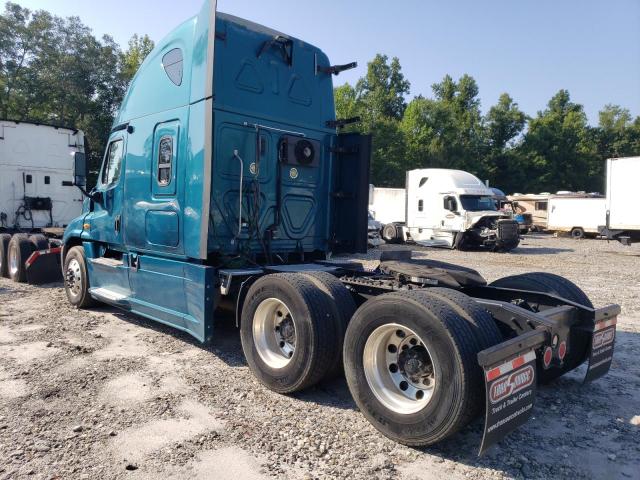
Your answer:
376;169;520;251
60;1;619;454
0;120;85;283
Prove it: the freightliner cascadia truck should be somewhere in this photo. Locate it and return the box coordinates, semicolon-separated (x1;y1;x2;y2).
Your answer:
59;0;619;454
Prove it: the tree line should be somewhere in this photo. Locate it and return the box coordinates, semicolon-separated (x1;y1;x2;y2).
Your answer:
335;54;640;193
0;2;154;182
2;3;638;194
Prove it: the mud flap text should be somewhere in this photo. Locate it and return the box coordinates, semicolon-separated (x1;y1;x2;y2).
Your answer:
584;318;617;383
479;350;536;455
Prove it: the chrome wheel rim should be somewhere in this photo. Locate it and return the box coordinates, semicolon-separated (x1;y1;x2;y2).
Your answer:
363;323;436;414
65;258;82;296
8;245;19;276
253;298;296;369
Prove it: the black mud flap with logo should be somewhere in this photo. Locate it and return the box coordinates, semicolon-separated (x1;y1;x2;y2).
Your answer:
584;317;617;383
479;349;537;455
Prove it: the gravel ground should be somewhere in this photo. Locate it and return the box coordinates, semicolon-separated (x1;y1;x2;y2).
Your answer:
0;234;639;480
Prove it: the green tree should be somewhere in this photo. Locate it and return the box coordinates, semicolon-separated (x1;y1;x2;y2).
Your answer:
519;90;599;192
0;2;153;186
482;93;527;192
594;104;640;159
121;33;154;84
355;54;410;123
400;74;485;176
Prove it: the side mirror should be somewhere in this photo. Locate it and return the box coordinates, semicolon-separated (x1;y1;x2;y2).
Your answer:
73;152;87;187
444;196;458;212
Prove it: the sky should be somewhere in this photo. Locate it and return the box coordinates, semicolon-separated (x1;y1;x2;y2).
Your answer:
6;0;640;124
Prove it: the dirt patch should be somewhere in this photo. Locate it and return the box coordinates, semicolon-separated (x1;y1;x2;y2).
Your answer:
0;236;639;480
111;400;224;464
0;379;29;399
0;341;59;364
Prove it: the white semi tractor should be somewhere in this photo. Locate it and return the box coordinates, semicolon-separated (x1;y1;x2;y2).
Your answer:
0;120;85;283
370;169;520;251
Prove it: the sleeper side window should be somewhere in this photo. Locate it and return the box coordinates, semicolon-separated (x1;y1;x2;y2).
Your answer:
162;48;183;86
101;139;124;186
157;136;173;186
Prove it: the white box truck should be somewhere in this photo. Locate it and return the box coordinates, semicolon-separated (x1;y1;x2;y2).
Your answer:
599;156;640;244
547;195;606;238
0;120;85;282
372;169;520;251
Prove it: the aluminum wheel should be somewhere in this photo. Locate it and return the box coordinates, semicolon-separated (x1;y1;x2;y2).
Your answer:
363;323;436;414
65;258;82;296
253;298;296;369
8;244;19;277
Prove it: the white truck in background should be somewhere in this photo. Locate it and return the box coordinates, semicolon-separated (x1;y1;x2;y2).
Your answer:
599;156;640;244
370;169;520;251
547;195;606;239
0;120;85;283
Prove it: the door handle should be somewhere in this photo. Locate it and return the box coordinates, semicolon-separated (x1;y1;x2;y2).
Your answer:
114;215;121;233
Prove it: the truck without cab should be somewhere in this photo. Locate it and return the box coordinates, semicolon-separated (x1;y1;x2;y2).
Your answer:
0;120;85;283
60;1;619;454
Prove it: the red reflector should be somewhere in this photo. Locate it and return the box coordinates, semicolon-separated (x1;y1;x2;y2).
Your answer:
512;356;525;369
486;367;501;382
543;347;553;367
558;341;567;360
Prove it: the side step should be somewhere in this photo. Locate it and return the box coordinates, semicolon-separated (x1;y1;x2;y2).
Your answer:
89;287;130;306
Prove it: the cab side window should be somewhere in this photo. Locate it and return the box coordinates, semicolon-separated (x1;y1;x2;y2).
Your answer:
101;139;124;186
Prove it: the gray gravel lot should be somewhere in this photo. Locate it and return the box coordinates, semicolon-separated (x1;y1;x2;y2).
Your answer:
0;234;639;479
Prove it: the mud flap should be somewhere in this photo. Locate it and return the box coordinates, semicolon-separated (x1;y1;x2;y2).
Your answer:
479;349;537;455
584;317;617;383
25;247;62;284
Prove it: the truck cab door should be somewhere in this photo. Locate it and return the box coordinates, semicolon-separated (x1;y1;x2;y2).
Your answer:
330;133;371;254
89;134;126;248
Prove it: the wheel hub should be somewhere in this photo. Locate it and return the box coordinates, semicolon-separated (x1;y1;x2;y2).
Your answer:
363;323;437;414
253;298;296;369
65;259;82;296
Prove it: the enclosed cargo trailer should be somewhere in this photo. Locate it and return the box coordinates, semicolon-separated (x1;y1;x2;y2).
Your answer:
547;195;606;238
600;156;640;244
60;0;619;454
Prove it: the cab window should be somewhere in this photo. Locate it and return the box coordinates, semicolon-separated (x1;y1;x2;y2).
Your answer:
101;139;124;186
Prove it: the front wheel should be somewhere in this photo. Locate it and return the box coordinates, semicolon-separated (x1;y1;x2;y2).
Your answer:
343;290;490;446
63;246;96;308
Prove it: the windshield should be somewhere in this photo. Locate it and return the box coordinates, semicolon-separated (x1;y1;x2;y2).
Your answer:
459;195;497;212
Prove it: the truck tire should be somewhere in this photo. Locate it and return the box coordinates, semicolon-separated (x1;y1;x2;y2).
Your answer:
0;233;11;278
382;224;399;243
301;271;356;376
570;227;585;239
240;273;341;393
426;288;503;351
489;272;593;383
343;290;488;446
7;234;34;282
30;234;49;250
63;246;96;308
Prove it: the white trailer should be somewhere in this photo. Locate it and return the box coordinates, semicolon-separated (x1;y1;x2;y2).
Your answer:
547;196;606;238
600;156;640;244
0;120;85;282
369;186;406;224
373;169;520;251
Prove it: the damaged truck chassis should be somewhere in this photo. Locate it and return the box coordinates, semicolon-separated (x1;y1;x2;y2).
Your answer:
58;0;619;455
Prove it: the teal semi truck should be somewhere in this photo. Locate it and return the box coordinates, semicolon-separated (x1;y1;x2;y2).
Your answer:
50;1;618;453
